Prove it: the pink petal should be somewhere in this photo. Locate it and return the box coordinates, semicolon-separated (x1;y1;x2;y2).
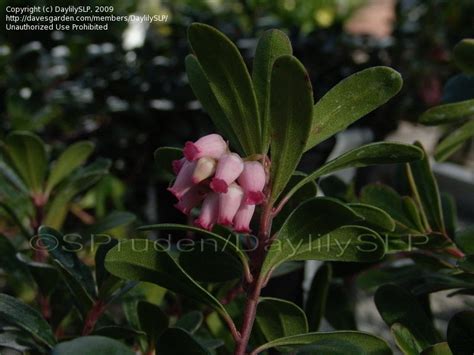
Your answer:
238;161;266;205
174;185;207;215
167;160;196;199
194;192;219;231
233;203;256;233
172;158;186;175
217;183;243;226
183;134;227;161
210;153;244;193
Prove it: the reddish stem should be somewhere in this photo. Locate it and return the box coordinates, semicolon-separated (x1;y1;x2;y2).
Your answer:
82;300;106;335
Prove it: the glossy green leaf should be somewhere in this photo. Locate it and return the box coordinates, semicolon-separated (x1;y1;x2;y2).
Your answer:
454;38;474;74
360;184;420;232
456;226;474;254
188;23;261;155
305;66;402;151
325;282;357;330
39;227;96;315
447;310;474;355
176;311;203;334
374;284;441;348
252;29;292;151
138;301;169;345
269;55;313;202
0;293;56;348
441;193;457;238
283;143;423;206
91;326;144;340
435;120;474;161
52;336;133;355
138;223;249;278
348;203;396;232
256;297;308;342
0;159;28;193
179;241;242;282
420;99;474;125
0;329;38;352
2;131;47;192
391;323;422;355
407;142;444;232
44;158;110;228
16;254;59;296
443;74;474;103
105;239;229;318
185;56;242;153
261;198;384;277
46;141;94;193
85;211;136;235
457;255;474;273
252;331;392;355
157;328;210;354
421;342;453;355
305;263;332;331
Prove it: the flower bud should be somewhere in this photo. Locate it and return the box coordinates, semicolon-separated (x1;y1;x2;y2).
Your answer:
217;183;244;226
172;158;186;175
238;161;266;205
210;153;244;193
194;192;219;231
192;157;217;184
184;134;227;161
233;203;256;233
167;160;196;199
174;185;207;215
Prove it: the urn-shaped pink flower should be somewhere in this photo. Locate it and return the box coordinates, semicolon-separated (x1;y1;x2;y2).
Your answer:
238;161;266;205
194;192;219;231
167;160;197;199
172;158;186;175
217;183;244;225
210;153;244;193
233;203;256;233
184;134;227;161
174;185;207;215
192;157;217;184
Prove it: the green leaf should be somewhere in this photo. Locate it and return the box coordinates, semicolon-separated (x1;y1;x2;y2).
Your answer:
0;159;29;193
185;56;242;153
406;142;445;232
252;331;392;355
420;99;474;125
175;311;204;334
252;29;293;152
46;141;94;193
85;211;136;235
38;226;96;315
16;254;59;296
325;282;357;330
157;328;210;354
457;255;474;273
0;293;56;348
374;284;441;348
261;198;384;277
454;38;474;75
456;226;474;254
105;239;229;318
391;323;422;355
138;301;169;345
52;336;133;355
447;310;474;355
188;23;261;155
435;120;474;161
179;240;242;282
283;143;423;206
443;74;474;103
348;203;396;232
441;194;457;238
305;263;332;331
44;158;111;228
269;55;313;202
305;67;402;151
421;342;453;355
138;223;250;279
2;131;47;192
256;297;308;342
0;329;39;352
153;146;183;181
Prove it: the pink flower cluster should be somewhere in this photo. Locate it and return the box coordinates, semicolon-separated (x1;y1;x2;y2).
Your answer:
168;134;266;233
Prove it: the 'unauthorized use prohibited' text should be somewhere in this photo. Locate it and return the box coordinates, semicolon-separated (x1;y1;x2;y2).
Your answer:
5;5;169;31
